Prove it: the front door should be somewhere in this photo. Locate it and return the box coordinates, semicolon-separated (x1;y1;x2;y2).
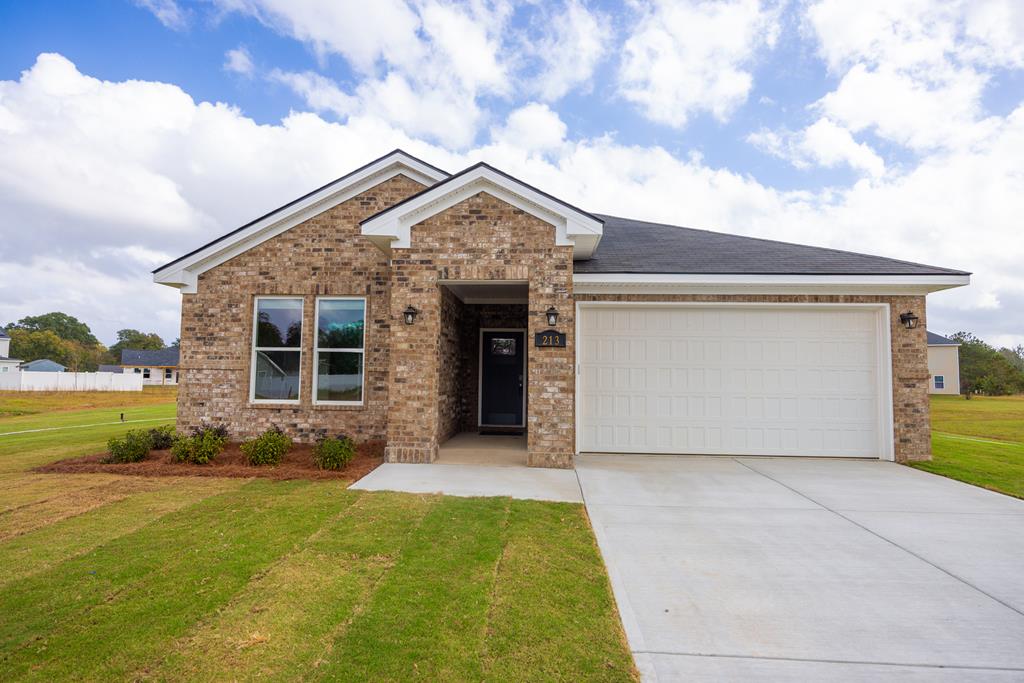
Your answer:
479;329;525;427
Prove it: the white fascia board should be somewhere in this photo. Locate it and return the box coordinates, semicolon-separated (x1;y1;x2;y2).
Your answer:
573;272;971;295
360;166;603;259
153;151;448;293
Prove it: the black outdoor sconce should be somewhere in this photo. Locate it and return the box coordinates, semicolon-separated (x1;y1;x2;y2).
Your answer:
403;305;418;325
545;306;559;327
899;311;920;329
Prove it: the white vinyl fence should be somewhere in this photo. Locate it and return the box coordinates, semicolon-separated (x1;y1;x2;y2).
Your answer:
0;371;144;392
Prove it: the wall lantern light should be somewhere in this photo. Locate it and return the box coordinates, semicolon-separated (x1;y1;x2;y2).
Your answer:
899;311;920;329
545;306;559;327
403;305;418;325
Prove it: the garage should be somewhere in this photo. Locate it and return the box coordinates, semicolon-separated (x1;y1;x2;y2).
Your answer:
576;304;893;459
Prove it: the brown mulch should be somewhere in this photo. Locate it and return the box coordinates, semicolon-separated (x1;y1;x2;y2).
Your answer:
33;441;385;482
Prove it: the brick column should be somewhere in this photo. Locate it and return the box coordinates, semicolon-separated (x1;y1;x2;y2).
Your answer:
890;295;931;462
385;260;441;463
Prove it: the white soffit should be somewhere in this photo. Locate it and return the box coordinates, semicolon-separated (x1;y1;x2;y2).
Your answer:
572;272;972;295
153;150;449;293
360;164;603;260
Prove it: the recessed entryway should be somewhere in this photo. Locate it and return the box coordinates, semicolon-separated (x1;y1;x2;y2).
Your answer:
437;432;527;467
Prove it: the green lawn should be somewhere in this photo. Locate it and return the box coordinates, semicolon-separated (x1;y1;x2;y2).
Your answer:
912;395;1024;499
0;395;636;681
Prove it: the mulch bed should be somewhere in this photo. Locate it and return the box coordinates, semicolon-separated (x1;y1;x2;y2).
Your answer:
34;441;385;482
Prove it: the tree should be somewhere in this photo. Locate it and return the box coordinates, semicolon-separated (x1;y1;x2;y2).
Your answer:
999;345;1024;373
950;331;1024;396
107;329;165;363
9;329;75;368
7;312;99;346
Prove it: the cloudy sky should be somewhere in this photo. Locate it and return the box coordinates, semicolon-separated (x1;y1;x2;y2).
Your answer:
1;0;1022;348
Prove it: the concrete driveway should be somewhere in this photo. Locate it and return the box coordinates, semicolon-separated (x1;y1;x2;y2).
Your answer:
576;455;1024;682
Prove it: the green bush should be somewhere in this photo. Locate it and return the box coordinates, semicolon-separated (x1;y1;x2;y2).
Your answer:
104;429;152;463
313;434;356;471
241;427;292;466
148;424;177;450
171;425;227;465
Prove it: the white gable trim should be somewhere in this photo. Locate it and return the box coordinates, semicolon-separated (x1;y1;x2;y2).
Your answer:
153;151;448;293
573;272;971;295
360;165;603;260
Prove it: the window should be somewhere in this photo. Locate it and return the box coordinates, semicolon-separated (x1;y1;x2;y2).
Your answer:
143;368;151;379
164;368;173;380
251;297;303;402
934;375;945;389
314;298;365;404
133;368;141;374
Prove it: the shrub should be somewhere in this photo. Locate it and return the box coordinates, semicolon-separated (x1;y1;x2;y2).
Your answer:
241;427;292;466
171;425;227;465
313;434;356;471
105;429;152;463
148;424;176;450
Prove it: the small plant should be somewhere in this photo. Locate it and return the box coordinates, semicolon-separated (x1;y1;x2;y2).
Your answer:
313;434;356;471
241;427;292;466
105;429;152;463
148;424;177;450
171;424;228;465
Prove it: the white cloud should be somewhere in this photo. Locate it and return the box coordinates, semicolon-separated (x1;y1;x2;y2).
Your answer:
748;118;886;177
618;0;781;127
528;0;611;101
2;52;1022;349
224;47;255;77
133;0;190;31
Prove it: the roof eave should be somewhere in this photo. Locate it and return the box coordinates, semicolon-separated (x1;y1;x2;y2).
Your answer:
572;272;971;296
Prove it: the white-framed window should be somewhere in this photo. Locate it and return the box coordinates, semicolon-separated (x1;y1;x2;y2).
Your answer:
934;375;945;389
133;368;141;374
143;368;151;379
314;297;366;405
250;296;303;403
164;368;173;380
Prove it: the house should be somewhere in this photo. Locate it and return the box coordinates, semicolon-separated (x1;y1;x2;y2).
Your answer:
926;331;961;395
0;329;22;373
120;348;180;385
20;359;66;372
97;364;124;374
154;150;970;468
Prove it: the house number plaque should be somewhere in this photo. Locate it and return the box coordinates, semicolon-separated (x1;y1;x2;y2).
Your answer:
534;330;566;348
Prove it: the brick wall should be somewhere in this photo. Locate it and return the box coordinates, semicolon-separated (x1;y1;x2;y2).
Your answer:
177;173;426;443
385;191;575;467
575;293;931;462
437;286;465;443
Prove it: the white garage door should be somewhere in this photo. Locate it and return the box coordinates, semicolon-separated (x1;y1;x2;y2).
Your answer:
577;305;889;458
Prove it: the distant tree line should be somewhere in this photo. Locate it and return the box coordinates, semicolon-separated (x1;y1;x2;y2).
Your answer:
4;312;173;372
949;332;1024;396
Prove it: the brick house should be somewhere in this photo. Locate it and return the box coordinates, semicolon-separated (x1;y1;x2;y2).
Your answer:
154;150;969;468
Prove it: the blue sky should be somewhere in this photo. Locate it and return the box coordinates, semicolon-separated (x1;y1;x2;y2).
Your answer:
0;0;1022;348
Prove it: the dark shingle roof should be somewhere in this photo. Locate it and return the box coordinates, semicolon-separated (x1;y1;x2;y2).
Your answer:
927;331;960;346
98;364;124;373
574;214;970;276
121;348;180;366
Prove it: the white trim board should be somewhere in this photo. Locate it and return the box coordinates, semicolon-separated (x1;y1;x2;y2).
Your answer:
361;165;603;260
573;273;970;295
154;151;448;293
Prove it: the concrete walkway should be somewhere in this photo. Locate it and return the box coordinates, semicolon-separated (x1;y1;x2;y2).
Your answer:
576;455;1024;682
349;462;582;503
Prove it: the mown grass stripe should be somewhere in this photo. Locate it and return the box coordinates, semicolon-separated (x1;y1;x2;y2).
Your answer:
147;490;437;682
0;479;348;681
313;495;512;682
482;500;638;682
0;477;241;588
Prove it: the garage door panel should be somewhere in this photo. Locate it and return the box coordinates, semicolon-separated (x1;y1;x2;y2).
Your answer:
579;306;885;458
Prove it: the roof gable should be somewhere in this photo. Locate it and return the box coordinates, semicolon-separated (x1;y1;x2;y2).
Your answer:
360;162;604;259
153;150;449;293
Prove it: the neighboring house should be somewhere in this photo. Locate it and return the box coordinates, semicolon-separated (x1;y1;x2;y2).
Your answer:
20;359;66;372
120;348;180;385
153;150;971;467
0;329;22;373
927;331;961;395
97;364;124;374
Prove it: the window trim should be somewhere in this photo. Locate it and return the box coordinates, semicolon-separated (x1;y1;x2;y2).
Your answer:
313;296;367;407
250;295;304;405
934;375;945;389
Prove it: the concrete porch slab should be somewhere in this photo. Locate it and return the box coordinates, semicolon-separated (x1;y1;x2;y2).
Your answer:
349;462;583;503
